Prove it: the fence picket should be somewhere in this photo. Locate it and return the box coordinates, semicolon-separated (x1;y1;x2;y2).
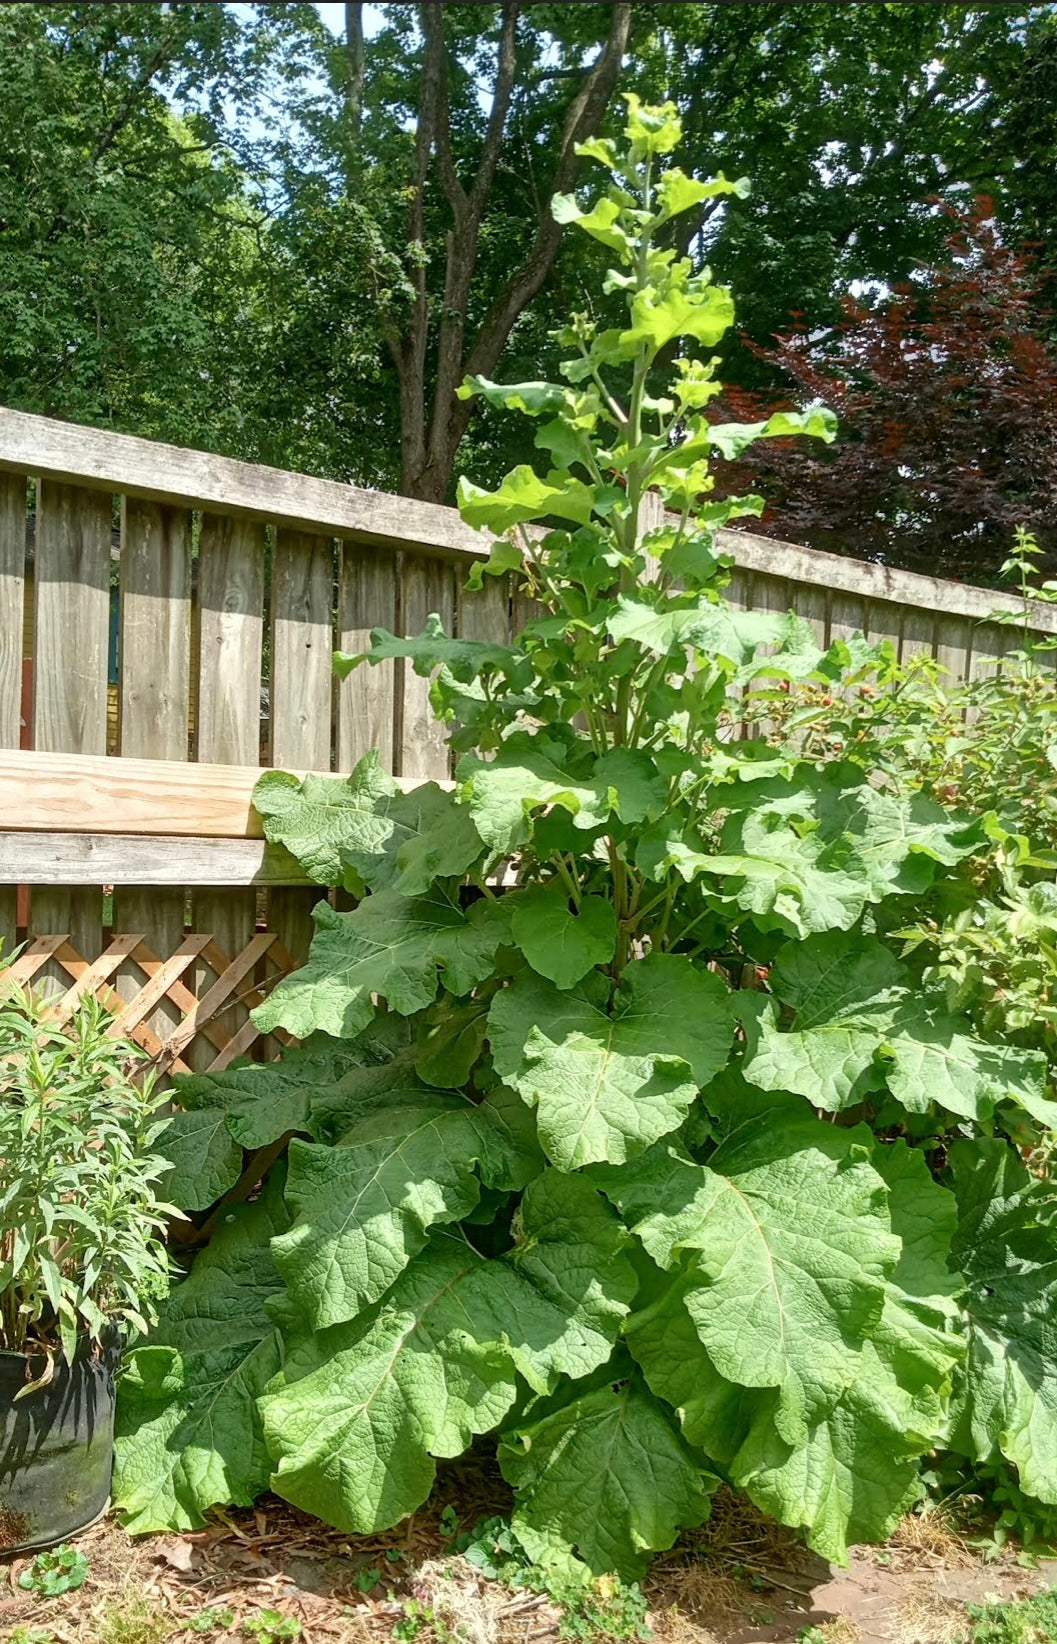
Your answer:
268;527;333;965
30;481;111;964
114;497;193;1032
192;513;265;1060
337;541;397;773
0;471;24;952
400;552;455;780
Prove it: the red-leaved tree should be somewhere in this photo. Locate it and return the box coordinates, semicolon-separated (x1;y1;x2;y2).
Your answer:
713;204;1057;583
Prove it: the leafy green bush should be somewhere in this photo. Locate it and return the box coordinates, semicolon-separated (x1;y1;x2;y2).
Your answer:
0;984;172;1374
113;98;1057;1578
742;532;1057;858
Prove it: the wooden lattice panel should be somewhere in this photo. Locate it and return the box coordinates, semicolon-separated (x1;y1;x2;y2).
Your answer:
0;932;299;1076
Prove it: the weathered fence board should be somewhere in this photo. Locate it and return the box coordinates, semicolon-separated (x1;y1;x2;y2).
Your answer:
337;541;397;773
269;527;334;963
31;480;112;963
114;496;194;1026
400;552;455;781
0;471;24;951
0;404;1053;978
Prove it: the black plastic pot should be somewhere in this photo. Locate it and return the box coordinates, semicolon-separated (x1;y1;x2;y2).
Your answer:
0;1335;120;1555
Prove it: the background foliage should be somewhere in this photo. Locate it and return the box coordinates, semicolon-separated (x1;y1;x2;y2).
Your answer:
2;3;1056;575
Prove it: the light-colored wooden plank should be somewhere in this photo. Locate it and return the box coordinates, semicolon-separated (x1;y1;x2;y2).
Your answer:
900;607;937;666
269;527;333;961
0;471;25;953
166;932;276;1061
48;934;146;1023
0;407;492;564
33;481;111;755
0;832;310;885
726;566;752;613
32;480;111;961
337;541;397;773
0;935;67;988
719;523;1057;635
399;554;455;781
0;747;433;835
195;513;265;765
108;939;210;1036
934;614;972;689
4;407;1057;640
271;528;334;771
828;592;867;648
457;572;511;645
118;498;191;760
0;471;25;749
966;620;1009;684
864;598;903;657
115;497;194;1028
742;571;789;738
194;512;266;999
788;582;828;649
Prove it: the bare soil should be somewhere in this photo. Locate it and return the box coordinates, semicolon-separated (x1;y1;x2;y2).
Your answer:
1;1471;1053;1644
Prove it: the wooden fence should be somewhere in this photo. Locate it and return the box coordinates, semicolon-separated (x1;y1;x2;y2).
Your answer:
0;404;1053;1065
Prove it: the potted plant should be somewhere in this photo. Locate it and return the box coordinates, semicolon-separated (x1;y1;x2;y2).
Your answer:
0;983;172;1553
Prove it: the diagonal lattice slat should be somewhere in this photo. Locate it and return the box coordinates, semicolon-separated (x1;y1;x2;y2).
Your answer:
0;932;299;1076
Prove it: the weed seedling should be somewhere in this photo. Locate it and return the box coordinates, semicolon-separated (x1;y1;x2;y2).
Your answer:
17;1545;88;1597
188;1606;236;1634
242;1611;301;1644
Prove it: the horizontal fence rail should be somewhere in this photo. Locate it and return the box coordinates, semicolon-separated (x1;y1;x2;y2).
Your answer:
0;404;1053;971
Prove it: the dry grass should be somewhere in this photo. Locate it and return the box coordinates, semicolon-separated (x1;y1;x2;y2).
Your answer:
807;1622;861;1644
896;1590;973;1644
889;1507;976;1572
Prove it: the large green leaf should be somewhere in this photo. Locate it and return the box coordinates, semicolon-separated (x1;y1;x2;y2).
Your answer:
337;611;529;688
624;1147;956;1568
499;1364;717;1580
458;733;666;854
509;883;617;988
161;1036;366;1212
457;466;598;533
253;753;394;885
253;892;511;1040
489;955;734;1169
340;782;484;897
602;1113;898;1444
263;1186;635;1534
274;1082;543;1329
113;1178;288;1532
741;930;1051;1121
691;817;872;937
608;596;785;660
948;1140;1057;1504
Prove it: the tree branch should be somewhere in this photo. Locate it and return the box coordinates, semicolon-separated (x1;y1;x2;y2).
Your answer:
461;1;632;389
344;2;365;139
421;4;467;222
